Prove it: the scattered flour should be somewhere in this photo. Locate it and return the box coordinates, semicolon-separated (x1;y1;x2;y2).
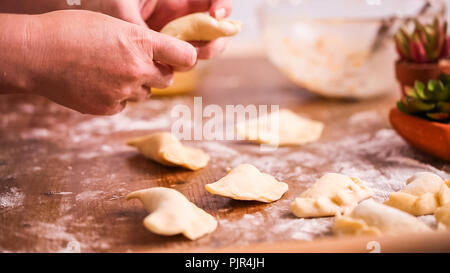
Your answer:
210;125;448;244
2;98;449;251
68;98;189;143
199;142;240;158
16;215;112;252
349;110;381;126
75;190;104;202
20;128;50;140
0;187;24;209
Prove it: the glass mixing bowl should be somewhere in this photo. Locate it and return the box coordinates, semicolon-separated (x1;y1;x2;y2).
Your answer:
260;0;446;99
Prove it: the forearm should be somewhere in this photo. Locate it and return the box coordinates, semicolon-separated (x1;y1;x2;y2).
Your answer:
0;13;39;94
0;0;79;14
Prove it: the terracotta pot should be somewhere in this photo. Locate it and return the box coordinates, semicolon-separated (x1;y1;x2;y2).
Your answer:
395;60;450;95
389;108;450;161
395;61;439;95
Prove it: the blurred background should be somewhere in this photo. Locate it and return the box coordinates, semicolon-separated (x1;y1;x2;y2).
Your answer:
227;0;450;55
160;0;450;99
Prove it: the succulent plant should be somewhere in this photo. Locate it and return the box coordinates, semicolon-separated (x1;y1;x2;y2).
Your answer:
397;73;450;122
395;17;450;63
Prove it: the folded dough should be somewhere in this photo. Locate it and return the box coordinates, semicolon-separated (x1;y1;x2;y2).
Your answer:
236;109;324;146
127;187;217;240
160;12;242;41
435;203;450;229
384;172;450;215
290;173;373;218
205;164;288;203
126;132;209;171
333;200;432;236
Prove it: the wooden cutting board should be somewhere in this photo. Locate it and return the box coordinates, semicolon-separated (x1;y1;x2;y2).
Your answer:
1;57;449;253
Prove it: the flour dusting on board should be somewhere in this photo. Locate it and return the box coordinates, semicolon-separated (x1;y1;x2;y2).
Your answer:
69;97;190;141
2;95;450;252
0;187;24;209
75;190;104;202
207;110;448;245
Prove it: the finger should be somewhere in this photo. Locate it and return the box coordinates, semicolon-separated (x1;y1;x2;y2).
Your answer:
146;0;210;31
210;0;233;19
145;62;174;89
112;101;127;114
100;100;127;116
127;85;152;102
190;38;227;59
122;13;147;27
152;32;197;69
114;1;148;27
147;0;232;31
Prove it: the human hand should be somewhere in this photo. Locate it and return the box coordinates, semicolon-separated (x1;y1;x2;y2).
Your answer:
82;0;233;59
27;10;196;115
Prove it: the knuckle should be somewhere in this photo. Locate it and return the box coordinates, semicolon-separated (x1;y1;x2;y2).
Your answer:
125;60;147;81
102;101;125;115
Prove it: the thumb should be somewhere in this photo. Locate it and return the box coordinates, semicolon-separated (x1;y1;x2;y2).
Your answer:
151;31;198;71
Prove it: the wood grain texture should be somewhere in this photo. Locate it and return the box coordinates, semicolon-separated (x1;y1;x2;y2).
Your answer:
0;57;449;253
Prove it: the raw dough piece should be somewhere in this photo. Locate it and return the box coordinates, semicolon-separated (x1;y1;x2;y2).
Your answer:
205;164;288;203
290;173;373;218
236;109;324;146
384;172;450;215
333;200;432;236
435;203;450;229
126;187;217;240
126;132;209;171
160;12;242;41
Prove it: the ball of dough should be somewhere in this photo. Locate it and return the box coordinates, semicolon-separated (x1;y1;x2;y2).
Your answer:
160;12;242;41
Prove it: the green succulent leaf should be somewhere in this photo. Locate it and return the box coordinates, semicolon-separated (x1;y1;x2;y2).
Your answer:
425;79;445;101
402;97;436;113
437;101;450;114
404;86;418;98
414;81;428;100
397;101;409;114
427;79;439;92
438;73;450;84
435;86;450;101
394;30;411;59
424;26;437;59
395;17;448;62
397;73;450;123
426;112;449;120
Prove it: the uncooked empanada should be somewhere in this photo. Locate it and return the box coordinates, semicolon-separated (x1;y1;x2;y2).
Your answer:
127;187;217;240
435;203;450;229
160;12;242;41
290;173;373;218
205;164;288;203
236;109;324;146
333;200;432;236
384;172;450;215
126;132;209;171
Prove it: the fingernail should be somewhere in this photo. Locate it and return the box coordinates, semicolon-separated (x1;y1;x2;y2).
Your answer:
214;8;226;19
